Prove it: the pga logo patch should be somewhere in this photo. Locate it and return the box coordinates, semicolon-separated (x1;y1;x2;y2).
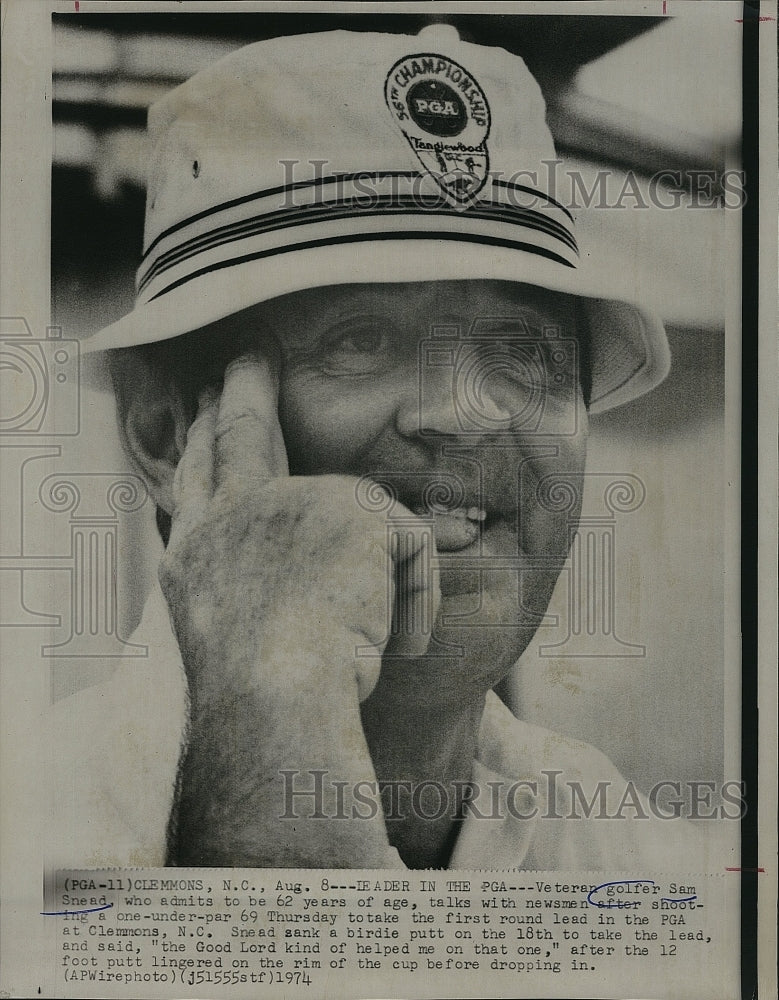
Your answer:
385;52;491;204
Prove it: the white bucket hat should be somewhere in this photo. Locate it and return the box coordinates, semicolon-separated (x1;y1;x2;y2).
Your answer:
84;23;670;414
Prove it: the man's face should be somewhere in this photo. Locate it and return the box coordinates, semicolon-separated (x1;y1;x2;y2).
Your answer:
219;279;588;693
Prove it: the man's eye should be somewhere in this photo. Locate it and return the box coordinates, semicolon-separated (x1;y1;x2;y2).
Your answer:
320;324;394;374
335;329;385;354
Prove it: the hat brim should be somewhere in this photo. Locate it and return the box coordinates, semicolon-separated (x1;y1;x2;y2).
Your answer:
82;238;669;415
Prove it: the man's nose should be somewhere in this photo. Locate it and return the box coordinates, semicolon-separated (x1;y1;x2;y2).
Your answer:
395;360;514;439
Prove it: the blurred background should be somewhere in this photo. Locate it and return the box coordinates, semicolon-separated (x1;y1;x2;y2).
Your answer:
49;11;740;793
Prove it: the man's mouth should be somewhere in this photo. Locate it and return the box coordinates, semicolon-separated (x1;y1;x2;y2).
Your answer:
412;504;487;552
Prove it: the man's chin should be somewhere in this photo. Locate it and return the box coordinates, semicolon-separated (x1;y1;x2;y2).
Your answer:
437;590;538;647
381;589;540;690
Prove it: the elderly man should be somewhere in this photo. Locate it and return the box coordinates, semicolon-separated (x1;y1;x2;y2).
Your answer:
51;24;687;871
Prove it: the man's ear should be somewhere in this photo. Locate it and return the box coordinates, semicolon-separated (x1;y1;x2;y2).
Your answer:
108;348;192;516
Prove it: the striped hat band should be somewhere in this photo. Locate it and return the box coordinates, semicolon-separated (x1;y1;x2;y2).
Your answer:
137;173;578;306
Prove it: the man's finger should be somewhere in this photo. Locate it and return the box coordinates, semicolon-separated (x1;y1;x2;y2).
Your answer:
171;387;218;533
214;351;289;493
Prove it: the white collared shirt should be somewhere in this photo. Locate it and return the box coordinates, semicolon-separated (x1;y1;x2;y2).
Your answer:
47;584;724;873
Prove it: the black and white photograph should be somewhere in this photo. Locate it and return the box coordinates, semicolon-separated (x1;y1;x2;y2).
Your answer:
0;2;775;998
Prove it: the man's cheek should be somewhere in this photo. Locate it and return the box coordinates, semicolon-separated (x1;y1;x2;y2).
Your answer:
277;408;361;475
277;385;331;473
521;492;583;559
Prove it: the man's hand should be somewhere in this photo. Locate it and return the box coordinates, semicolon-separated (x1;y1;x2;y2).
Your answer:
159;351;438;866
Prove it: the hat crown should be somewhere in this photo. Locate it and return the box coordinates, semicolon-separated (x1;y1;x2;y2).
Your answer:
143;28;557;254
